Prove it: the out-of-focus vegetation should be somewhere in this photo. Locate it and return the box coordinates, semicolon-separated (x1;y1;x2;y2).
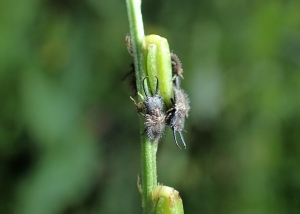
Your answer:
0;0;299;213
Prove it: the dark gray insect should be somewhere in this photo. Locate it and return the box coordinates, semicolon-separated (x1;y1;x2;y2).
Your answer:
122;63;137;95
131;76;166;142
166;86;190;149
123;35;137;95
171;53;184;87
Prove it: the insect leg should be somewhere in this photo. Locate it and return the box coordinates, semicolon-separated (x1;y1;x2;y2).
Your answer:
130;96;144;114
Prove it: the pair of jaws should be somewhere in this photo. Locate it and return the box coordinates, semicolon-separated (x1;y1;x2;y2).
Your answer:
173;130;186;150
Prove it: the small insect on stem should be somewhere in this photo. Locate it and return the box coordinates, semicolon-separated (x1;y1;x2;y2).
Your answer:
166;85;190;149
123;34;137;95
122;63;137;95
171;53;184;87
131;77;166;143
125;33;133;56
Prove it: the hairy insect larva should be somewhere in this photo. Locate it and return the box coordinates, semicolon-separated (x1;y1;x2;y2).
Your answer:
131;77;166;142
166;86;190;149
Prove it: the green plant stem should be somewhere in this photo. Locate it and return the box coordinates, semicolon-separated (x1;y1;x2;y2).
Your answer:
125;0;145;93
125;0;158;213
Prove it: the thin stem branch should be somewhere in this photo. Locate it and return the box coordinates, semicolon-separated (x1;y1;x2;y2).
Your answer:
125;0;158;213
126;0;145;94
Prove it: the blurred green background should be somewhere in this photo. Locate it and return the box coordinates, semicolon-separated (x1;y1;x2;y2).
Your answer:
1;0;300;213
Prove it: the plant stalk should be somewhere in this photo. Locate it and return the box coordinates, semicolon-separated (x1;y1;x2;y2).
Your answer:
125;0;158;213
